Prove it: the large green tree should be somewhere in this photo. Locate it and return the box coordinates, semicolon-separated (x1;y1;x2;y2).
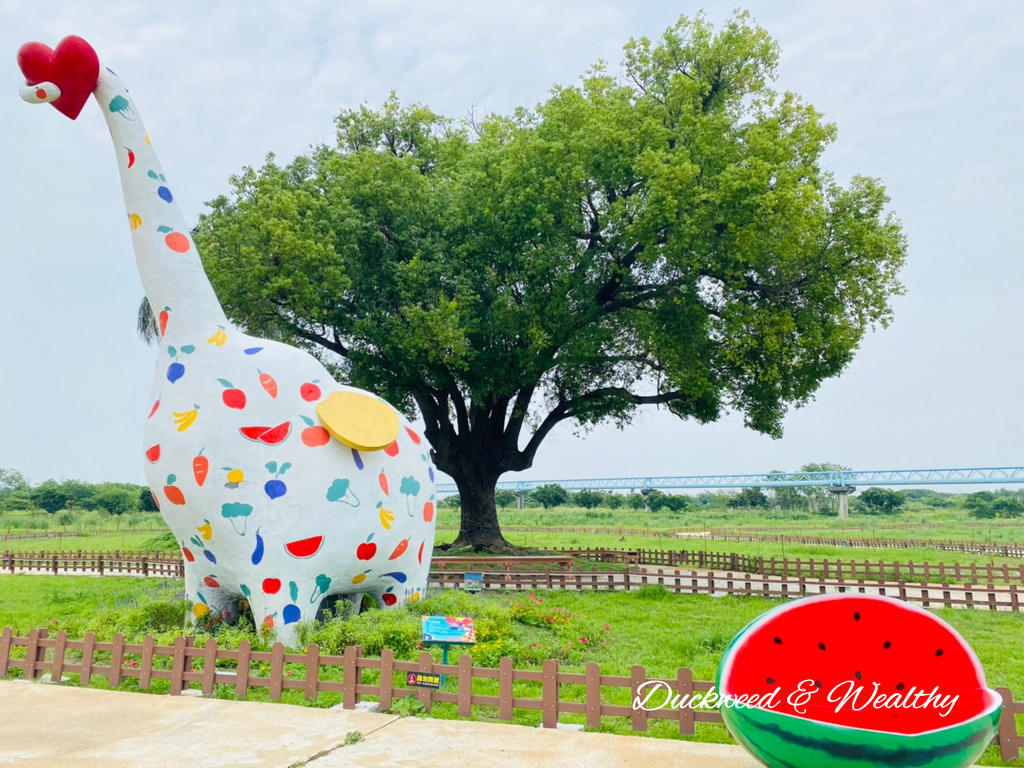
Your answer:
190;13;906;548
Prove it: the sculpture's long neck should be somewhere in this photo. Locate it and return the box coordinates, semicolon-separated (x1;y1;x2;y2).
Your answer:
93;68;228;340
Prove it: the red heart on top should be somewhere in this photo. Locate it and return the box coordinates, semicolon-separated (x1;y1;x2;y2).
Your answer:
17;35;100;120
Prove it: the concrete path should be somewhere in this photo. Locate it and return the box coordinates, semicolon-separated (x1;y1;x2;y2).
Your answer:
0;680;761;768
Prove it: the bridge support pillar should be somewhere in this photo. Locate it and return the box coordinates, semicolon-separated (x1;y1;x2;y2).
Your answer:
516;491;528;510
827;486;856;519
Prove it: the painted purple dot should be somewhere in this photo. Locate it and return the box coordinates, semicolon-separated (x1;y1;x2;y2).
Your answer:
158;186;173;203
244;347;263;355
167;362;185;383
203;549;217;564
428;467;434;482
352;448;364;470
283;604;301;624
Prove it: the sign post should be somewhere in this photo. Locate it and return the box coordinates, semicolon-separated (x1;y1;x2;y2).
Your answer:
421;615;476;685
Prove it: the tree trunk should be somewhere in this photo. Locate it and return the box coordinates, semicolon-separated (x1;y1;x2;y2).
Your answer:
445;470;512;551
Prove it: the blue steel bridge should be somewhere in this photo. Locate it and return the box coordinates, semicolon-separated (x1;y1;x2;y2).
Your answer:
435;466;1024;495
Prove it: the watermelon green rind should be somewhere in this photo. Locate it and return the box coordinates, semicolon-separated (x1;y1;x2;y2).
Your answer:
719;690;1000;768
716;594;1002;768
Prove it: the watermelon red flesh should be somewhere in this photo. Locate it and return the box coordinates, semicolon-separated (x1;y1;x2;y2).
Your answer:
258;421;291;445
719;594;995;735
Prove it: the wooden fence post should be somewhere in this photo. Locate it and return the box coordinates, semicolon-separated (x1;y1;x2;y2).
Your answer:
22;629;40;681
235;640;251;698
201;637;218;695
169;635;187;695
585;662;602;730
269;642;285;700
457;654;472;718
996;687;1018;761
342;645;359;709
498;656;514;721
630;665;648;732
0;627;11;676
417;650;435;713
304;643;320;702
80;632;96;685
542;659;559;729
108;634;126;688
139;635;155;690
677;667;694;735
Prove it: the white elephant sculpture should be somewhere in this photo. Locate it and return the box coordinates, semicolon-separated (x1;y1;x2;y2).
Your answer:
17;35;437;646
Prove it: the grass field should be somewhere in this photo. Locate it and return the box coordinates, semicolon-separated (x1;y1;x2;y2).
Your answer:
0;575;1021;765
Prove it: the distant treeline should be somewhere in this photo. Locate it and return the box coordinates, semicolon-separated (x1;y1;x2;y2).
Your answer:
440;483;1024;518
0;468;156;517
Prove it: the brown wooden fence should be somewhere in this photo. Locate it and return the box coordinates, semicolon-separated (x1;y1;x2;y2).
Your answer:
431;568;1024;611
703;532;1024;558
6;548;1024;588
563;547;1024;585
1;550;184;578
0;526;166;542
0;627;1020;761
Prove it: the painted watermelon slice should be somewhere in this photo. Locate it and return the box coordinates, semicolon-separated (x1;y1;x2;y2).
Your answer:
716;594;1001;768
285;535;324;559
258;421;291;445
239;425;270;442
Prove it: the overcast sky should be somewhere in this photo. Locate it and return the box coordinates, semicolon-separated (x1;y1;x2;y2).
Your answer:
1;1;1022;489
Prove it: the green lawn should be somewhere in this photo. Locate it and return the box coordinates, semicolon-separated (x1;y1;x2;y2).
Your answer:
0;575;1021;765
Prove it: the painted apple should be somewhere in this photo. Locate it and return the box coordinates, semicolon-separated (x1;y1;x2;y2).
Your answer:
357;541;377;561
301;426;330;447
300;382;322;402
223;389;246;409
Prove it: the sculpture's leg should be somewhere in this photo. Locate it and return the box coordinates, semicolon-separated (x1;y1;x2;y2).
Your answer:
183;564;238;626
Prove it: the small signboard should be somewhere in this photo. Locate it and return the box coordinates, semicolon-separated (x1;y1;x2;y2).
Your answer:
464;572;483;593
406;672;441;689
421;615;476;645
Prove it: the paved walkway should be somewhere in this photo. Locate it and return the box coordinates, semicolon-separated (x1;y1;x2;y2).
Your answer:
0;680;760;767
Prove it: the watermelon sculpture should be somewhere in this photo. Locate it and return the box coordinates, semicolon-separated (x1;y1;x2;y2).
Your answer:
716;594;1001;768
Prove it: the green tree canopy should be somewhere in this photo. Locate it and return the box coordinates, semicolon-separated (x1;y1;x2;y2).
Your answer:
857;487;905;515
193;12;906;548
531;484;569;509
0;468;29;501
494;490;518;509
573;489;605;509
728;487;770;509
94;486;139;516
30;481;68;514
797;462;850;514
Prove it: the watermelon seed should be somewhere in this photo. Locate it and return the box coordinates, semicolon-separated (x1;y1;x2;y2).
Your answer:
818;642;826;650
855;670;862;681
883;641;891;649
766;678;775;685
814;680;822;688
936;649;943;656
896;682;905;690
853;612;860;621
773;637;783;645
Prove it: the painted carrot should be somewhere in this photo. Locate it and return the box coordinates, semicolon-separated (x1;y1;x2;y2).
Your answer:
193;449;209;487
379;472;389;495
158;306;170;337
389;539;409;560
258;370;278;398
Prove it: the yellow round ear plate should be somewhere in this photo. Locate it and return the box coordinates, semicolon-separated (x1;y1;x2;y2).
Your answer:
316;391;401;452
